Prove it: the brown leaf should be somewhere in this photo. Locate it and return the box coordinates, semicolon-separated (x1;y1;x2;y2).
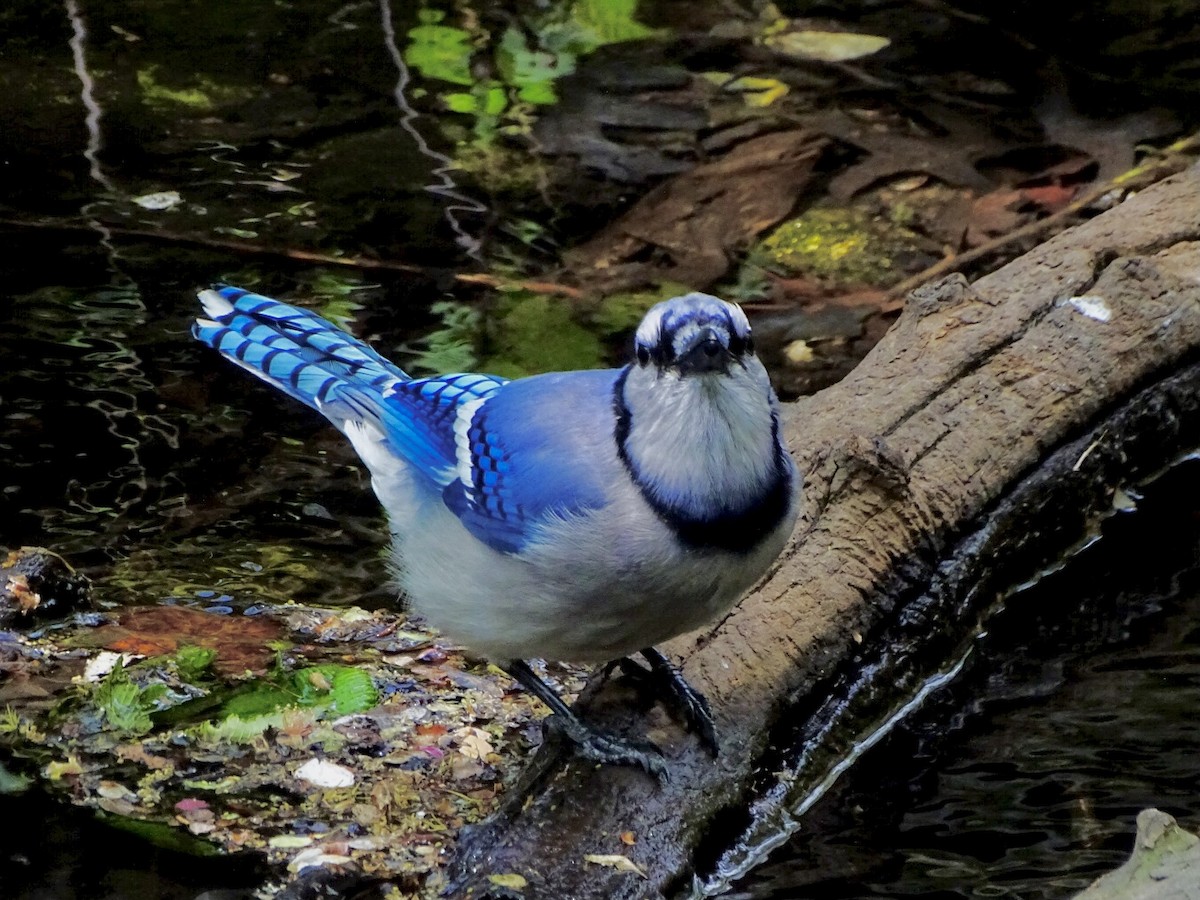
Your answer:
115;744;173;770
965;189;1025;246
812;109;1000;200
1020;183;1077;212
566;130;828;291
89;605;283;675
488;873;528;890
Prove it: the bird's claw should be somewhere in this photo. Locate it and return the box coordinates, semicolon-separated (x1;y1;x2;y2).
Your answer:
662;673;718;756
617;650;720;756
543;714;669;781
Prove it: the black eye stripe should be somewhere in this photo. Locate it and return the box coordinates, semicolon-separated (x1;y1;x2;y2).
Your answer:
636;310;752;365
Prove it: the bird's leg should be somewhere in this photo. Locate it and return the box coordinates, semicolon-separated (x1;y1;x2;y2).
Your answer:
617;647;719;756
502;659;667;780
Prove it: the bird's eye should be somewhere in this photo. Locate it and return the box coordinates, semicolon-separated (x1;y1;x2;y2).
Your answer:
636;345;651;365
729;332;752;357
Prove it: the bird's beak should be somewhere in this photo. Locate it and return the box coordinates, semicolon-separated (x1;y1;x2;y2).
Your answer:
677;327;731;374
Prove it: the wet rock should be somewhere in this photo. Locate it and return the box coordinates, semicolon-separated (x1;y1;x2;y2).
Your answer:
0;547;93;628
1074;809;1200;900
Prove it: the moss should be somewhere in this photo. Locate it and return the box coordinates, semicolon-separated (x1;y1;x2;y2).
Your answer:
454;142;547;196
137;65;252;111
482;293;605;378
590;282;690;336
753;206;918;286
100;812;223;856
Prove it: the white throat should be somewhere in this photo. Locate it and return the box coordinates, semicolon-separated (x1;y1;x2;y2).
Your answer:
619;361;779;517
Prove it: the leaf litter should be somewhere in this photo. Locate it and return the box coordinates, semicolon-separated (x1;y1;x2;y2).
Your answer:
0;595;589;896
4;0;1200;895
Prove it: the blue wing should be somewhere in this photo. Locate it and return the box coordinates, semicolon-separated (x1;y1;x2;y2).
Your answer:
442;369;622;553
382;373;507;479
193;285;506;485
195;286;618;553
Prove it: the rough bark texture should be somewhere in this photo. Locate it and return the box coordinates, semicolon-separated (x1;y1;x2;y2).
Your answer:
449;164;1200;899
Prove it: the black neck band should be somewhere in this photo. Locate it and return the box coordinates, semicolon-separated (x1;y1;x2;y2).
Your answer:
612;367;792;553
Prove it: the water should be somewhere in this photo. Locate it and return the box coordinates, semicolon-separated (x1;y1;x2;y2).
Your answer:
3;784;268;900
739;461;1200;900
0;236;439;609
2;1;1199;897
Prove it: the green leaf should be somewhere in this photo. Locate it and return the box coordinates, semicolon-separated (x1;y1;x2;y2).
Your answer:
405;22;474;86
445;91;479;113
173;644;217;681
497;27;569;106
94;663;158;735
572;0;657;45
292;665;378;715
193;712;283;745
100;812;223;856
517;81;558;106
481;85;508;116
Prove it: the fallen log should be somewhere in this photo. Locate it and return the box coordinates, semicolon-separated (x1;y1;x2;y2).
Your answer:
448;163;1200;898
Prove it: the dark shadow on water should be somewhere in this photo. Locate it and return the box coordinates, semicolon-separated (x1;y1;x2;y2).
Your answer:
738;459;1200;899
0;231;449;609
0;784;268;900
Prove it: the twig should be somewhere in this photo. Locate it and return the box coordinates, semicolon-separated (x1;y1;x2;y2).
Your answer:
885;129;1200;300
0;215;585;299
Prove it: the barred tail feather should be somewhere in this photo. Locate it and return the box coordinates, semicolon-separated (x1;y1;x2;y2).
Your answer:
193;285;419;466
193;285;500;486
193;286;409;417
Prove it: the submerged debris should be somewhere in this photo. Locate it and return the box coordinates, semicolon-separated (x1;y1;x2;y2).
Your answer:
0;547;94;628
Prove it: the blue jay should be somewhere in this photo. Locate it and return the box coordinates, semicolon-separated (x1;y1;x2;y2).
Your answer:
193;286;799;775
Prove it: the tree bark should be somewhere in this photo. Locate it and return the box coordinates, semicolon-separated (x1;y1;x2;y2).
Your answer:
448;164;1200;899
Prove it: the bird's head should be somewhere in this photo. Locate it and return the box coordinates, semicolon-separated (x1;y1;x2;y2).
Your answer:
618;292;788;526
632;293;754;378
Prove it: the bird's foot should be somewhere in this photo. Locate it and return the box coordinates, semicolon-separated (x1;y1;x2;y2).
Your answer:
543;713;668;781
503;658;668;780
615;648;719;756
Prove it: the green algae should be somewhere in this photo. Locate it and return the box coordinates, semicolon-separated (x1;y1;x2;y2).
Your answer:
137;65;252;111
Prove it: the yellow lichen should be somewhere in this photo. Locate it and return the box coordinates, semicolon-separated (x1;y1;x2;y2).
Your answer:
753;206;917;285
